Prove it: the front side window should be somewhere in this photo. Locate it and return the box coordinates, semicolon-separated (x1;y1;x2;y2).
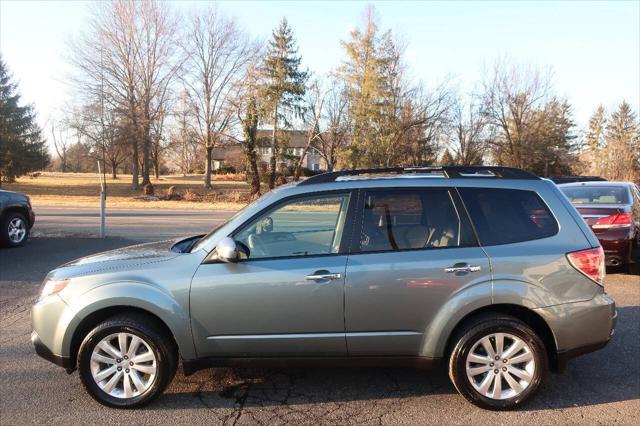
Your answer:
235;193;351;260
460;188;558;246
357;189;474;253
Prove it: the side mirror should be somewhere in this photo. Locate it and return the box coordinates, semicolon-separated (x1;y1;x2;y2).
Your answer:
216;237;239;263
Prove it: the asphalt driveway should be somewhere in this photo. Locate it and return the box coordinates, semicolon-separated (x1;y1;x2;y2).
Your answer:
1;235;639;425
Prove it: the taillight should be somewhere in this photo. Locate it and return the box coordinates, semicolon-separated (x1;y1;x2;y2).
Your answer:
593;212;632;229
566;247;605;286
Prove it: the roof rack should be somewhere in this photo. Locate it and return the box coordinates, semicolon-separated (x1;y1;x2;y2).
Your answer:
297;166;539;186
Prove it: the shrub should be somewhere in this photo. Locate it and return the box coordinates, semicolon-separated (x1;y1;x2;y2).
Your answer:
183;189;202;201
143;183;154;196
165;185;182;200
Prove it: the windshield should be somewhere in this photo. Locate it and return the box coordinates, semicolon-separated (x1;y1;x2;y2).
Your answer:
190;190;275;252
560;186;630;205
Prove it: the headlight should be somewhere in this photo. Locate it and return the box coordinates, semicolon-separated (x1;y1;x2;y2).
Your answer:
39;279;70;300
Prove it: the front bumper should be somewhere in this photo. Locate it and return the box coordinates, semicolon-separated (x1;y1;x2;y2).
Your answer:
28;206;35;229
31;294;77;371
31;331;73;370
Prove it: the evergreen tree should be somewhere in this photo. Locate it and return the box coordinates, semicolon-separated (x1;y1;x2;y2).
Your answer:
260;18;308;188
584;105;607;152
340;9;389;167
603;101;640;180
582;105;607;175
440;149;456;166
0;56;49;186
242;93;261;197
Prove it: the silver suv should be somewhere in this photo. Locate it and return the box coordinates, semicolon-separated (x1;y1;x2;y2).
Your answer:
31;166;616;410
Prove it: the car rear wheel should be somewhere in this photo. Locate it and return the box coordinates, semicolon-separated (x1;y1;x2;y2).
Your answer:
1;212;29;247
448;314;547;410
77;313;177;408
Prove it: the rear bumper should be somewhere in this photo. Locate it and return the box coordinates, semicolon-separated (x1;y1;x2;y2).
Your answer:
535;292;616;371
596;230;633;265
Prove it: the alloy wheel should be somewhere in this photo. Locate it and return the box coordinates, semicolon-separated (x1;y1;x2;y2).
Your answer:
8;217;26;244
90;332;157;399
465;332;536;400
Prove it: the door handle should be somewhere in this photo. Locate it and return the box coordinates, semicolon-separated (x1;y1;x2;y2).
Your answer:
305;271;342;281
444;263;481;273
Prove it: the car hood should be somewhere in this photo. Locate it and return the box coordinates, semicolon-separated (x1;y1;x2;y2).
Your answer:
56;238;182;276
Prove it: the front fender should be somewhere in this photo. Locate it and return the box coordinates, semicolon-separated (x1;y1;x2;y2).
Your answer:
62;282;196;360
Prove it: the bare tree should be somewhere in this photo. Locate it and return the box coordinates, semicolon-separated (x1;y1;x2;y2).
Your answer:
316;83;350;171
480;58;552;169
293;81;327;181
70;0;141;187
51;120;71;172
70;102;127;179
168;90;200;175
135;0;181;185
70;0;179;188
447;97;489;165
182;6;259;189
150;102;170;178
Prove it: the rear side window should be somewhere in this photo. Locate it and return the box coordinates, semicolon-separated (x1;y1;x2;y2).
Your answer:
560;186;630;205
459;188;558;246
356;189;476;253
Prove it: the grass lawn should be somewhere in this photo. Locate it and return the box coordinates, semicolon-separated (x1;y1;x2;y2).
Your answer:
3;172;258;210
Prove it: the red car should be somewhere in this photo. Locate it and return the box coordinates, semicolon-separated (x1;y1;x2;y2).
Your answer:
559;181;640;273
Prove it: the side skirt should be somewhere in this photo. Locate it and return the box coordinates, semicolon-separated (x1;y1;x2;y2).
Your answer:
182;356;442;376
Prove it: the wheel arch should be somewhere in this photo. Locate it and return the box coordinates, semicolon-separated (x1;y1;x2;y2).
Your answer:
68;306;178;371
444;304;559;372
1;205;31;226
63;282;196;369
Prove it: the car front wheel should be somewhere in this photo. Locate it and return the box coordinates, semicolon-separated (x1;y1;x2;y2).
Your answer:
77;313;177;408
448;314;547;410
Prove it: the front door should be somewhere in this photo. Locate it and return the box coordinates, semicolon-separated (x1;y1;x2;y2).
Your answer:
344;188;491;355
191;191;354;358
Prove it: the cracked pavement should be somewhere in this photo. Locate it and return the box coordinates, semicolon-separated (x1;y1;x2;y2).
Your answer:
1;236;639;425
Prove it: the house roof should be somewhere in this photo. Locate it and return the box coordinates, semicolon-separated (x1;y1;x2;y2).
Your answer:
211;144;243;160
256;129;310;148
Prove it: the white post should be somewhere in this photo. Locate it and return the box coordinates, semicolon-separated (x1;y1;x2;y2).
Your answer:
97;161;106;238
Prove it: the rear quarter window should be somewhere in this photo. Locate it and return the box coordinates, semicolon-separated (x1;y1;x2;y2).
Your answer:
459;188;559;246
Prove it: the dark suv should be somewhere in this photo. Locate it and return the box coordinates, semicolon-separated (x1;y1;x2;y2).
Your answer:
0;189;35;247
32;166;616;410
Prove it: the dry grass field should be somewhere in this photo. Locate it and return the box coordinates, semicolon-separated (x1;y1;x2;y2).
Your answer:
3;172;260;210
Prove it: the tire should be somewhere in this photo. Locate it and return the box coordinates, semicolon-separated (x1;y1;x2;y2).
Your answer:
77;313;178;408
1;212;29;247
448;314;547;410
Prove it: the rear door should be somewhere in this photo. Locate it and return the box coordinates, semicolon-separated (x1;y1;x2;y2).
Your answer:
344;188;491;355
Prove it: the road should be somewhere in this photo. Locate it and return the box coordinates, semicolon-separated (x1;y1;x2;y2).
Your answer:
1;209;639;424
32;206;235;240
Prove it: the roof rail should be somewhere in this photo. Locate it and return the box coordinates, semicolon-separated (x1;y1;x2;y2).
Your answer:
297;166;539;186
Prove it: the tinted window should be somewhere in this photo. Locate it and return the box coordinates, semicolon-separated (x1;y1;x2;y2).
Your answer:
560;186;630;205
357;189;475;252
235;193;350;259
460;188;558;246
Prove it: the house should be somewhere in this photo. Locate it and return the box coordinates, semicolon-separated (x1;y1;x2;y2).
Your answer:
211;145;244;171
256;129;327;172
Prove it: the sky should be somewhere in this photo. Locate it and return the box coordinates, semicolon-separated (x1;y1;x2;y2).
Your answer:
1;0;639;145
